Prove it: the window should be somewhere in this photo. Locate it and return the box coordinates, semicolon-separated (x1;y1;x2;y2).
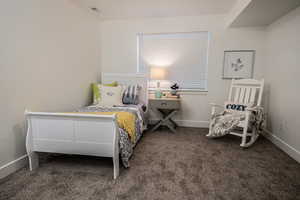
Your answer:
137;32;210;91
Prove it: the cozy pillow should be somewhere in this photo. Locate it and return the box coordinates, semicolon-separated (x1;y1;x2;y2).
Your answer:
122;84;141;105
92;82;118;104
97;85;123;107
224;101;254;113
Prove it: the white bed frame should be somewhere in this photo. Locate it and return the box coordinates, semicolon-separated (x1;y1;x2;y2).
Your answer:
25;73;147;179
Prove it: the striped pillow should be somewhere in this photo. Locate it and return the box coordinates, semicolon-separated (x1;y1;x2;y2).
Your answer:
122;84;141;105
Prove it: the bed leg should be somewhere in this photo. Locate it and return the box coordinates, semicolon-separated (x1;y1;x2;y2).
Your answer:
28;152;39;171
113;154;119;179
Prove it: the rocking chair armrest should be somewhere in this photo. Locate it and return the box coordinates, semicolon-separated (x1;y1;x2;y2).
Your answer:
210;103;223;116
209;103;223;108
243;108;255;123
246;107;256;112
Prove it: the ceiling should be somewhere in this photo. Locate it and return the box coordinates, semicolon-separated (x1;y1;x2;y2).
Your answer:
230;0;300;27
72;0;238;20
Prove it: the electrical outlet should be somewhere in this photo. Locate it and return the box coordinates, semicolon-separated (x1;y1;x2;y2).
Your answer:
279;122;284;132
279;120;288;133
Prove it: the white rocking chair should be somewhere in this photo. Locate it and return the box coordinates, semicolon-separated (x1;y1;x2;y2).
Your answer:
207;79;264;147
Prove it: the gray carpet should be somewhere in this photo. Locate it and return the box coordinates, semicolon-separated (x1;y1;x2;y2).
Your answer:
1;127;300;200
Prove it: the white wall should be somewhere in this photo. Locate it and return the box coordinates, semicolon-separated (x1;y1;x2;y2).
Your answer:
0;0;100;177
100;15;266;126
264;6;300;160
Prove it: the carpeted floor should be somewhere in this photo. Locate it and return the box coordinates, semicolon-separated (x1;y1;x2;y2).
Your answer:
1;127;300;200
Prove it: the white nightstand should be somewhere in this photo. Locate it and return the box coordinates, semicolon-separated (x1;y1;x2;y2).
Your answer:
149;97;181;133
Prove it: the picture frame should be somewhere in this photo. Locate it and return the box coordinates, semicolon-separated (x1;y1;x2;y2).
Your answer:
223;50;255;79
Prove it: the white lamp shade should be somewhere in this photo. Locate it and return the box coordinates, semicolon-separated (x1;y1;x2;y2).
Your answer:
150;67;167;80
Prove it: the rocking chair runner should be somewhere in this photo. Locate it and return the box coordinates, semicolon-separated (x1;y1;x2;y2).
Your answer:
207;79;264;147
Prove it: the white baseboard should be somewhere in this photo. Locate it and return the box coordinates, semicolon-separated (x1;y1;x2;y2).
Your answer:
149;119;209;128
0;155;28;179
264;129;300;163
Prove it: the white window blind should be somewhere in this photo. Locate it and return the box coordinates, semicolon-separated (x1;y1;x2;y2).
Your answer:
138;32;209;90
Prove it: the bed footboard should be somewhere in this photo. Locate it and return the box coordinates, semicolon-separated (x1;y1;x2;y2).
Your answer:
25;110;120;179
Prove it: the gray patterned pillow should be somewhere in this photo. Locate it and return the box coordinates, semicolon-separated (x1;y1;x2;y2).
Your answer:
122;84;141;105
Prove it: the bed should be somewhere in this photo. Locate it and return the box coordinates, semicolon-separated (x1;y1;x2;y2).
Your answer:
25;73;148;179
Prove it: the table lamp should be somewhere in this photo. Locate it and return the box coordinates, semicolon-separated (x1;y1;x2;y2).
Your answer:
150;67;166;98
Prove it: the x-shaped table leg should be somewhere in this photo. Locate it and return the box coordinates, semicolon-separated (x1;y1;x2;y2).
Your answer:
151;109;178;133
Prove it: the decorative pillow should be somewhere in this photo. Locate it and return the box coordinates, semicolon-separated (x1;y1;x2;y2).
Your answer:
97;85;123;107
92;82;118;104
104;81;118;87
122;84;141;105
224;101;254;113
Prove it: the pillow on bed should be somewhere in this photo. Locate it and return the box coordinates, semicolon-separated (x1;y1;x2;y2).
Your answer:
92;82;118;104
122;84;141;105
97;85;123;107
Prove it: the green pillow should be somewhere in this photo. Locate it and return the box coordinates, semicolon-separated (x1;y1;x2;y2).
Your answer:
104;81;118;87
92;82;118;104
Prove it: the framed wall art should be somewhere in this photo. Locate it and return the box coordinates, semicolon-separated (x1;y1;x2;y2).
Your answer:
223;50;255;79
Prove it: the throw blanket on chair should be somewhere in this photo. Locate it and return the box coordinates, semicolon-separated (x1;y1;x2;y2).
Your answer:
207;107;265;138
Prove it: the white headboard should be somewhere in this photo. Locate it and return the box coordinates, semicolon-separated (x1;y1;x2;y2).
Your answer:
102;73;148;104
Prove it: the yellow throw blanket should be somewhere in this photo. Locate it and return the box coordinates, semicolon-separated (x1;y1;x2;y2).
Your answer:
75;112;136;142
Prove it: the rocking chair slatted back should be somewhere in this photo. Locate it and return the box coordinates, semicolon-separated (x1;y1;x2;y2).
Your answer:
228;79;264;106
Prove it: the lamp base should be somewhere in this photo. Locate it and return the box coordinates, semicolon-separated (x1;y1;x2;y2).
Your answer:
155;89;163;98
